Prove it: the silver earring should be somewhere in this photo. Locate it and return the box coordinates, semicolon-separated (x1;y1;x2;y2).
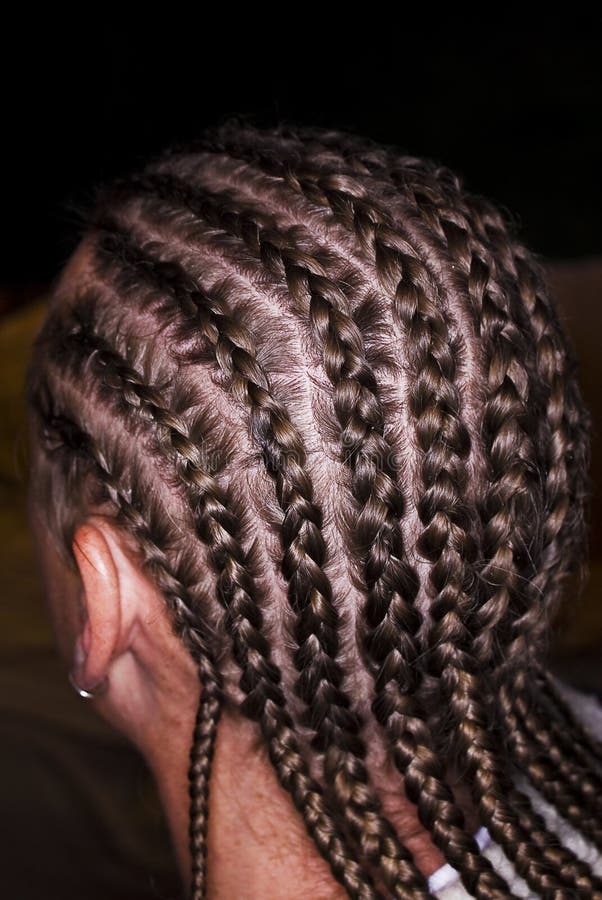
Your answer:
69;668;109;699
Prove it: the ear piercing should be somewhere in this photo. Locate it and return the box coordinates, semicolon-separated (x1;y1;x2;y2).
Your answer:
68;668;109;699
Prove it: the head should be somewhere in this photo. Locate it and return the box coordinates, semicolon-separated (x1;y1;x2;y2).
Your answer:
26;122;600;899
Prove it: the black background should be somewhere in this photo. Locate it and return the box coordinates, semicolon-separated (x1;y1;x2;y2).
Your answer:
3;21;601;290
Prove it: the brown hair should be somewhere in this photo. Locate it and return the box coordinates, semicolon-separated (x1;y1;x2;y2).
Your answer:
25;121;602;898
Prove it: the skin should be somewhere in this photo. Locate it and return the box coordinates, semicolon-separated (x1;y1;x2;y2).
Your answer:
26;238;482;897
27;506;483;899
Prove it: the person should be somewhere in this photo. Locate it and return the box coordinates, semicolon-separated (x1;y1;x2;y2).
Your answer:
24;120;602;900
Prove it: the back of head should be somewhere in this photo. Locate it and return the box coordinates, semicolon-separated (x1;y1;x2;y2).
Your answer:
26;120;601;898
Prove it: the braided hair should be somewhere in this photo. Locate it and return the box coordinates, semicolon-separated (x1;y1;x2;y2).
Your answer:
26;121;602;899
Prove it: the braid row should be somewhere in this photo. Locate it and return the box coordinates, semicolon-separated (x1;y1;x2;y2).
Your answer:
29;124;602;899
89;219;430;898
390;175;602;886
292;134;588;640
381;173;602;893
497;678;602;847
509;675;602;813
40;307;381;900
342;141;602;848
185;131;602;895
110;170;520;899
29;395;222;900
194;122;587;640
367;199;591;898
394;176;602;839
176;118;591;634
536;667;602;764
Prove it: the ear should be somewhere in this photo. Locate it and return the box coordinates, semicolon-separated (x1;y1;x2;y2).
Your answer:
71;516;139;693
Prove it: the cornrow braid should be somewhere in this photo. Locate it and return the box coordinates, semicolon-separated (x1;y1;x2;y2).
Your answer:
171;119;591;641
193;120;587;640
28;387;223;900
536;667;602;765
185;129;602;895
104;169;519;900
404;179;590;602
386;175;602;851
372;164;602;890
87;218;434;899
26;122;602;899
322;137;602;856
354;163;596;889
498;677;602;846
317;136;600;771
38;303;381;900
355;169;601;897
368;207;588;898
510;675;602;813
112;135;600;892
446;201;593;673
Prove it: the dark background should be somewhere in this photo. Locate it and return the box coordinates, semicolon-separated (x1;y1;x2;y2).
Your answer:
3;24;602;294
2;23;601;899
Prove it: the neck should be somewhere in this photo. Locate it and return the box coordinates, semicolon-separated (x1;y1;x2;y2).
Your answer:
147;708;482;899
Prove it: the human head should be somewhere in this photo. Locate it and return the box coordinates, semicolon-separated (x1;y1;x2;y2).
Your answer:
25;121;601;899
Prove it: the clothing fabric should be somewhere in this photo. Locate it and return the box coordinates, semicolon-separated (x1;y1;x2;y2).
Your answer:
428;826;492;893
429;677;602;898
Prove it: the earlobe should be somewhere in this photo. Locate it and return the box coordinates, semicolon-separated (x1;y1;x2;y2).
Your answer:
70;518;126;695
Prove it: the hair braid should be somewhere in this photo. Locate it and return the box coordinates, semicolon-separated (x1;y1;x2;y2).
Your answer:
253;217;516;900
397;193;602;892
334;143;602;847
497;678;602;846
398;186;602;854
339;143;596;721
536;667;602;765
28;389;222;900
366;172;599;890
27;123;602;899
455;201;592;644
191;120;589;638
190;130;602;895
88;218;433;899
106;168;522;899
210;131;602;892
370;225;587;898
532;678;602;778
510;675;602;810
307;132;591;628
38;303;381;900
